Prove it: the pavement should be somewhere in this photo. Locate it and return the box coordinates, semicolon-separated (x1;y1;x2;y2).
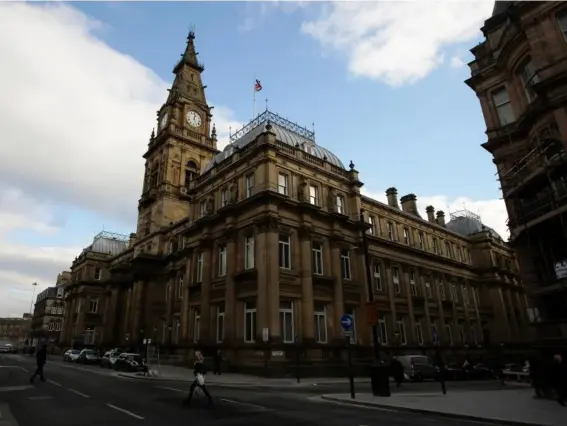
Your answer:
0;352;536;426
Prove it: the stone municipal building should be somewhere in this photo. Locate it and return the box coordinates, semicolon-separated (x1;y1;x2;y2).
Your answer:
62;32;532;368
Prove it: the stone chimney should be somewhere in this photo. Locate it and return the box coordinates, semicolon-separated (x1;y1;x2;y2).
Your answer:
385;187;399;209
426;205;435;223
436;211;446;227
128;232;137;247
400;193;420;217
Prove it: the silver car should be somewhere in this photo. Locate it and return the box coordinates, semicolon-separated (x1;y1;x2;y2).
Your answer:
63;349;81;362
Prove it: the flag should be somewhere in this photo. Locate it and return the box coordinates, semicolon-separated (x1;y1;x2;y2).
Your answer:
254;79;263;92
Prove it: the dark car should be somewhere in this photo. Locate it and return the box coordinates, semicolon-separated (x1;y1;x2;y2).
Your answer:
397;355;440;382
78;349;100;365
113;353;146;372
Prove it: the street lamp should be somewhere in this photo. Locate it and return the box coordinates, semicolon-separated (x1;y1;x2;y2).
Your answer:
29;282;38;315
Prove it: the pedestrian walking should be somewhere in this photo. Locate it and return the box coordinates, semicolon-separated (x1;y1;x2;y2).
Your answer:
183;351;213;406
390;356;404;387
30;344;47;383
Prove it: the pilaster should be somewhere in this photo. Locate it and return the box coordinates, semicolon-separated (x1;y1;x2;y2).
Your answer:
180;255;192;342
383;262;398;343
299;226;314;341
200;239;212;342
402;265;416;342
224;231;237;342
330;239;343;340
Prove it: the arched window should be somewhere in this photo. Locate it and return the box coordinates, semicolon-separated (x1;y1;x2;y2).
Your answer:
185;160;199;187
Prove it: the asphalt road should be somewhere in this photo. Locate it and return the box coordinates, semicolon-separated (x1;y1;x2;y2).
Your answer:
0;353;507;426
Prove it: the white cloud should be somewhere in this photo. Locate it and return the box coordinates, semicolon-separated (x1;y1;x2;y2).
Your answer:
361;187;509;240
301;0;493;87
0;3;241;316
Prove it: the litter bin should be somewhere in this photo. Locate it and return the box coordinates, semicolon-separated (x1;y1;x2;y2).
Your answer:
370;361;391;397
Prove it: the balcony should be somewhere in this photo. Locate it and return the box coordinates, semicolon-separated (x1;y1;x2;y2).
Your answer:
511;186;567;228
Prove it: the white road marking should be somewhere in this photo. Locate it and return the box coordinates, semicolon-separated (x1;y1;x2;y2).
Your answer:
47;380;62;387
106;403;144;420
219;398;268;410
156;386;185;393
67;388;90;398
28;396;52;400
0;385;34;392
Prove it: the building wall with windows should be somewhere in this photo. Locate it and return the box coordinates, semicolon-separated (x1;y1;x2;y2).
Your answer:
466;1;567;346
59;31;531;366
31;282;67;344
0;316;31;343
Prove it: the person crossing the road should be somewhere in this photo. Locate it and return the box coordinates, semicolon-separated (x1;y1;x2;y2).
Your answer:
30;343;47;383
183;350;213;406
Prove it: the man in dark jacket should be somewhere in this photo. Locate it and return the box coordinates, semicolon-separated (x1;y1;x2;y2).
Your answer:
30;344;47;383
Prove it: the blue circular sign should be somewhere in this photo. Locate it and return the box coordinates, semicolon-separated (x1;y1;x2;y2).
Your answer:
340;314;354;331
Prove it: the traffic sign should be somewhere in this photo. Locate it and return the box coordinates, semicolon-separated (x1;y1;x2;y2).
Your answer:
341;314;354;331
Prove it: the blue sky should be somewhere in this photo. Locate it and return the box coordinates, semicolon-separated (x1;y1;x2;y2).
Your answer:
0;1;502;316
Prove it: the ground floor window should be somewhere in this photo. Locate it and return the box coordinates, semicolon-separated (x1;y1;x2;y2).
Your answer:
279;300;294;343
244;301;257;343
314;305;327;343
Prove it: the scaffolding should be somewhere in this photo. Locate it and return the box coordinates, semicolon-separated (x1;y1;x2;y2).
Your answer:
449;209;482;223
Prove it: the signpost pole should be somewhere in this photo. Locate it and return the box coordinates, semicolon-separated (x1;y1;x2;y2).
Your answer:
346;336;355;399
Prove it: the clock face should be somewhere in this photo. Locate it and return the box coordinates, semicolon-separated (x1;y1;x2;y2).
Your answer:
186;110;202;128
160;113;168;130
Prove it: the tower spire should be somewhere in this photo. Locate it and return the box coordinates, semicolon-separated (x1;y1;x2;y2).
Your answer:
173;30;204;75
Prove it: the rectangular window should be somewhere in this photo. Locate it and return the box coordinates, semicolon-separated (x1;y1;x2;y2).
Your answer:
200;201;206;218
174;317;181;344
397;319;407;345
367;216;375;235
314;305;327;343
244;236;255;270
216;306;224;343
519;59;540;103
392;267;401;294
221;189;229;207
415;319;424;345
418;232;425;249
279;234;291;269
312;242;324;275
378;316;388;345
452;284;459;303
459;324;467;344
88;298;98;313
196;252;203;282
387;222;394;241
445;241;452;258
403;228;410;244
244;301;257;343
193;310;200;343
425;278;432;298
336;195;345;214
373;262;382;291
341;250;351;280
245;173;255;198
492;87;515;126
309;185;319;205
473;287;480;307
94;267;101;280
439;281;446;300
278;173;288;195
218;245;227;277
177;275;184;299
56;287;64;298
279;301;294;343
409;271;417;296
445;323;453;345
462;285;469;305
432;238;438;254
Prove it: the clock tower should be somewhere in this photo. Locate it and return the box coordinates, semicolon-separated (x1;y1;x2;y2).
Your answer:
137;31;219;239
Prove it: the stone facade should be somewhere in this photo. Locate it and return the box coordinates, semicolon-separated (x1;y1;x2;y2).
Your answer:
61;31;531;368
0;315;31;343
31;271;70;344
465;1;567;346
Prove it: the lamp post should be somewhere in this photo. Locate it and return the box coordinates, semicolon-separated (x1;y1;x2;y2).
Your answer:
359;209;381;361
29;282;38;315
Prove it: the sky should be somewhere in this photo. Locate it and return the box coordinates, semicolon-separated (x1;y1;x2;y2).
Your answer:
0;0;504;317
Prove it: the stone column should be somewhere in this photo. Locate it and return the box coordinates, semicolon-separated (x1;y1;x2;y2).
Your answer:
402;265;416;342
224;234;237;342
331;241;343;340
180;255;192;343
200;243;212;342
299;227;314;341
124;287;132;343
256;228;269;337
384;262;397;343
266;219;280;342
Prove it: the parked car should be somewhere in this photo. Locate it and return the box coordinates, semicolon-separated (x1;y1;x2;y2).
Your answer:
78;349;100;365
100;350;120;368
63;349;81;362
113;353;146;372
397;355;440;382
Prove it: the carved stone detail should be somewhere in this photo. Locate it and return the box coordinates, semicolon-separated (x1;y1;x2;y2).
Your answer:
254;216;279;233
229;179;239;203
327;187;337;212
298;177;308;202
298;225;312;240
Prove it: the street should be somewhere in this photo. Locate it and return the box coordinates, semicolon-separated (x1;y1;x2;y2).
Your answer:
1;354;507;426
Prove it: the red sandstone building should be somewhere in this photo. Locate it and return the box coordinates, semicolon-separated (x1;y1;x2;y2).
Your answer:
466;1;567;346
